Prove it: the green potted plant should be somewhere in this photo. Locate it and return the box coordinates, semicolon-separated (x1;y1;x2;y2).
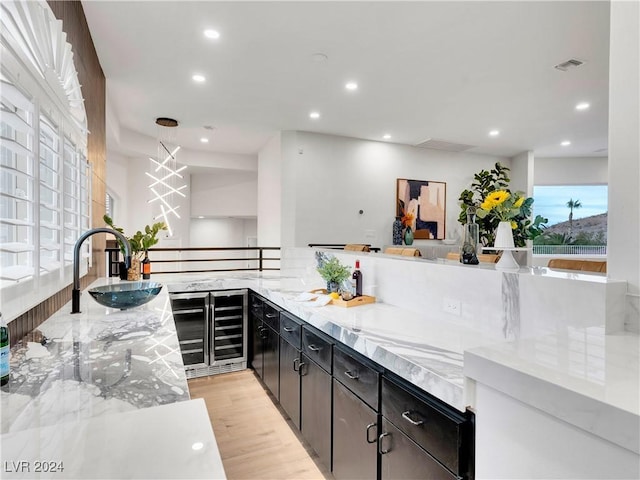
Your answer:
316;254;351;293
103;215;167;280
458;162;546;248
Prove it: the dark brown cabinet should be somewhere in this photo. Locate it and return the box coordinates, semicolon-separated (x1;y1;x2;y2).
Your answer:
246;293;475;480
300;325;333;471
380;373;474;480
249;293;280;399
333;379;378;480
379;417;456;480
279;312;303;429
332;345;381;480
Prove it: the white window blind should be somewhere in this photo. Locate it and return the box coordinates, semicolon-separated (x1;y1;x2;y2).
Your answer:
0;76;36;284
0;75;90;287
0;0;89;320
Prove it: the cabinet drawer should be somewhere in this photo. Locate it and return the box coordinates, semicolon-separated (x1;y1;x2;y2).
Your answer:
333;346;380;411
263;301;280;331
302;326;332;373
380;418;458;480
381;376;468;476
280;312;302;349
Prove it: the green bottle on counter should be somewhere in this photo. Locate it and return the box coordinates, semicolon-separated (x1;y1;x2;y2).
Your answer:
0;313;9;386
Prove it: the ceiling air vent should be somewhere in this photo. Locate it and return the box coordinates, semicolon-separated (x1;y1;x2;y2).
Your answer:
554;58;584;71
414;138;475;152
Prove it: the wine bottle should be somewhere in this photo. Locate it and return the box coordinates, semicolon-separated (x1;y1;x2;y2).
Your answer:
352;260;362;297
142;252;151;279
1;313;9;387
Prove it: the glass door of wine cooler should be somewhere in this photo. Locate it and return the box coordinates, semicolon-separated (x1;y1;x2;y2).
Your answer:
211;290;247;364
169;292;209;368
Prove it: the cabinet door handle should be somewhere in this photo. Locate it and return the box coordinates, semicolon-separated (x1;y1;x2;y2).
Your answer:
293;357;300;371
344;370;359;380
401;410;425;426
378;432;391;454
366;423;377;444
265;313;277;318
283;326;295;332
298;362;307;376
308;344;321;352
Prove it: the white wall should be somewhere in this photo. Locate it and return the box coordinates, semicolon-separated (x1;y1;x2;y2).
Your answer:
105;151;129;226
608;0;640;332
190;218;257;247
534;157;608;185
277;131;509;248
106;153;191;247
257;133;282;247
511;151;534;196
191;171;257;218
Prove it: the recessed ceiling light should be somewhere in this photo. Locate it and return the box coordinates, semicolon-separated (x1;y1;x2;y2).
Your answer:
489;130;500;137
192;74;206;83
309;111;320;119
200;138;209;143
575;102;590;110
383;134;391;140
197;216;204;219
345;82;358;91
561;140;571;146
204;29;220;39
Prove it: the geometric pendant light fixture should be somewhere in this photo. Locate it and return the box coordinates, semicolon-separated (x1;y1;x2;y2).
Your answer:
146;117;187;236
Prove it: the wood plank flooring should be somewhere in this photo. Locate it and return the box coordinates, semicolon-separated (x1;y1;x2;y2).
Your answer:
188;370;333;480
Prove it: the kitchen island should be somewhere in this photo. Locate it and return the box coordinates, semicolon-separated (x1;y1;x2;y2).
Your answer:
1;253;638;479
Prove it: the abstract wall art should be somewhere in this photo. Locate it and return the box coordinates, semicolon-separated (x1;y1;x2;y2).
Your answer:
396;178;446;240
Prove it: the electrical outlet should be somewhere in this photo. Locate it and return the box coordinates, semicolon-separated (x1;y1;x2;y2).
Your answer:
443;298;461;316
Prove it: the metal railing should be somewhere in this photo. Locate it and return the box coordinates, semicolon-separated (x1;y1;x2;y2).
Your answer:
532;245;607;256
106;246;280;276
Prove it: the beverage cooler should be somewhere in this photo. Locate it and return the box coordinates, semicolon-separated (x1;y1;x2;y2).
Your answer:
169;290;248;378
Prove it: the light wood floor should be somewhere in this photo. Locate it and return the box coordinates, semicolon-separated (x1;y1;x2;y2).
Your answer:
188;370;333;480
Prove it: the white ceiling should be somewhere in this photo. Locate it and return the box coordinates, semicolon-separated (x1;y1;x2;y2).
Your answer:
81;1;610;159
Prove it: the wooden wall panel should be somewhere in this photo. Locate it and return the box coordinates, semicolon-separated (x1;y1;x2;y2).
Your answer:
10;1;106;345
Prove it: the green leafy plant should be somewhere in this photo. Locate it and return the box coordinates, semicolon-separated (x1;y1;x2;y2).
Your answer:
103;214;167;259
458;162;547;247
316;255;351;285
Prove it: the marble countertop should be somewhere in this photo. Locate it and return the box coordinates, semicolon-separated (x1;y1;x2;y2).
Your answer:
2;398;225;479
2;268;637;477
464;326;640;454
1;279;225;479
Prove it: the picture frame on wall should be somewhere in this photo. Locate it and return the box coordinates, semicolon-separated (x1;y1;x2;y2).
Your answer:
396;178;446;240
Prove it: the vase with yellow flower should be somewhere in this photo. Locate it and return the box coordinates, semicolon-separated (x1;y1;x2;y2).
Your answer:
477;190;528;269
477;190;524;249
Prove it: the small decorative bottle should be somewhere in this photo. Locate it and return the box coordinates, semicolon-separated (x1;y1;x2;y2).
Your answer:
142;251;151;279
351;260;362;297
392;217;403;245
1;313;9;387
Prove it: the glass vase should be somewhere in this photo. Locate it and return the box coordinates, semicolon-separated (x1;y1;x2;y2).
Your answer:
404;226;414;245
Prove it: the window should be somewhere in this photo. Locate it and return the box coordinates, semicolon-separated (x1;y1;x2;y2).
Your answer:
105;191;114;219
533;185;608;255
0;0;89;319
0;75;91;287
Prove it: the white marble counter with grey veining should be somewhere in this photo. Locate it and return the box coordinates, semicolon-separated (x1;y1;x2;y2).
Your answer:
1;257;637;476
0;278;225;479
